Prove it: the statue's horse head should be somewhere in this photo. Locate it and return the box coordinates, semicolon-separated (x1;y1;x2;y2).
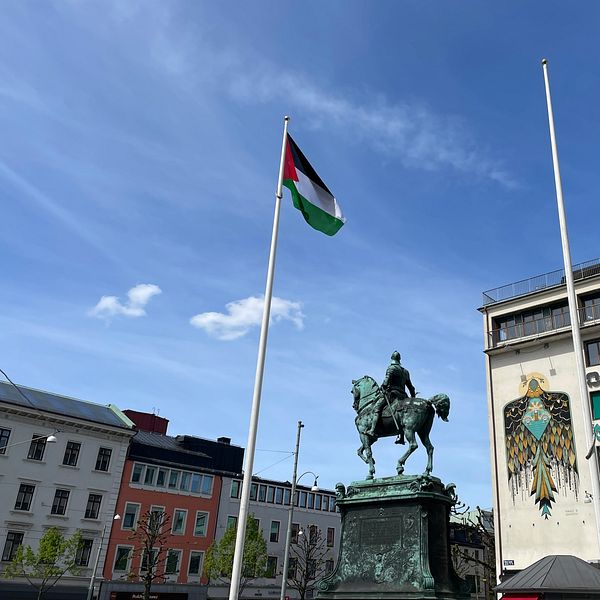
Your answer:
351;375;380;413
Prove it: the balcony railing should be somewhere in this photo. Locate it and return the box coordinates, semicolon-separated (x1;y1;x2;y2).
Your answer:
482;258;600;306
489;304;600;346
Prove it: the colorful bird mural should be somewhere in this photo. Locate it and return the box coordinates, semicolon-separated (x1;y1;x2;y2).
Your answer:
504;373;578;519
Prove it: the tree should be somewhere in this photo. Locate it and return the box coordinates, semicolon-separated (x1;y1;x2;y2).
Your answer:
204;515;268;597
287;526;332;600
450;507;496;600
128;509;172;600
3;527;83;600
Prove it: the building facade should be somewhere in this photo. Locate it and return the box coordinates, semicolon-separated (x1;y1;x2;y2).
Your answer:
103;414;244;593
211;475;341;600
480;259;600;579
0;380;135;599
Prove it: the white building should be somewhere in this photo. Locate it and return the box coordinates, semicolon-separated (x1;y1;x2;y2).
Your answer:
479;259;600;580
211;475;341;600
0;380;135;599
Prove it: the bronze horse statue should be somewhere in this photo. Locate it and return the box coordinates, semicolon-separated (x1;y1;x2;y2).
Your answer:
352;375;450;479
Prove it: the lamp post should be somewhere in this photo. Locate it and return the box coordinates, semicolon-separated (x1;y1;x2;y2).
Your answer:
280;421;319;600
1;432;58;452
86;514;121;600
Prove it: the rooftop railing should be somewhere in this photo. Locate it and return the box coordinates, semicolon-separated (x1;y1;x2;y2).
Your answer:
482;258;600;306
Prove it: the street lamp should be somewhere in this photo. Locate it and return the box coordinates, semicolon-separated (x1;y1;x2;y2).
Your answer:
1;431;58;452
280;421;319;600
86;514;121;600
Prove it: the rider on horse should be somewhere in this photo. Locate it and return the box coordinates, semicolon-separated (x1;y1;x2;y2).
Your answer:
367;351;416;443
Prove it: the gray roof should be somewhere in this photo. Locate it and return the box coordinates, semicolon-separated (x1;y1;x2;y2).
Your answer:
496;555;600;594
0;381;133;430
132;430;211;458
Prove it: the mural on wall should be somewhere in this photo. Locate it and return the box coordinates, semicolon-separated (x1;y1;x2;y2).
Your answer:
504;372;578;519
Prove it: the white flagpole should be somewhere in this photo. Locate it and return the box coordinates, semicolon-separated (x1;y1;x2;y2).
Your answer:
541;59;600;550
228;115;290;600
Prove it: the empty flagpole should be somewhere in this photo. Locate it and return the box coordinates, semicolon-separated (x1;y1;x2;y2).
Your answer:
228;115;290;600
541;59;600;549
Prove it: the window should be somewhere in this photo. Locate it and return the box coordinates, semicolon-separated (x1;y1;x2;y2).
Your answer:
493;302;570;343
191;473;201;493
283;488;291;505
327;527;335;547
231;480;241;498
299;491;307;508
266;556;277;578
27;434;46;461
275;487;283;504
51;489;70;515
270;521;280;543
113;546;131;572
288;557;298;579
591;391;600;420
194;511;208;536
141;548;158;573
172;509;187;535
131;464;144;483
156;469;167;487
307;559;317;579
62;441;81;467
586;340;600;367
15;484;35;511
144;466;157;486
188;550;204;576
75;539;93;566
250;483;258;501
166;549;181;574
2;531;24;561
315;495;322;511
308;493;314;509
329;497;336;512
180;472;190;491
122;503;140;529
168;470;180;489
227;516;238;530
325;559;334;574
95;447;112;472
267;486;275;503
582;293;600;322
258;485;267;502
291;523;300;544
202;474;213;495
309;525;318;545
85;494;102;519
0;428;11;454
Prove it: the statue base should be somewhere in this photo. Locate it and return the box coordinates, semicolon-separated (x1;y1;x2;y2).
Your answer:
316;475;469;600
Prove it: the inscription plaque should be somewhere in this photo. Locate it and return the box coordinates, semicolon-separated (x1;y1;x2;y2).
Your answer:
360;516;402;546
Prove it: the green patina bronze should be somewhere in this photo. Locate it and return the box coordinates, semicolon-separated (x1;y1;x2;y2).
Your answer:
352;352;450;480
316;476;469;600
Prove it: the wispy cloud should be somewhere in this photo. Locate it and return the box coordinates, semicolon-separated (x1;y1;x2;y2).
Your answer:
89;284;162;320
190;295;304;341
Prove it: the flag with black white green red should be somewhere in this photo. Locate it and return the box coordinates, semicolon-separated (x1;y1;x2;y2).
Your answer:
283;134;345;236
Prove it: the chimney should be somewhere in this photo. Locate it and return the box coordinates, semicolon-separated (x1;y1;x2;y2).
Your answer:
217;436;231;445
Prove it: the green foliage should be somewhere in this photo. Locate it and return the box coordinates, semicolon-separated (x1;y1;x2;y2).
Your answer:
3;527;83;600
204;515;268;595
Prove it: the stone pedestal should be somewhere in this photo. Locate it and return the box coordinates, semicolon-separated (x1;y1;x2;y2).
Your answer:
316;475;469;600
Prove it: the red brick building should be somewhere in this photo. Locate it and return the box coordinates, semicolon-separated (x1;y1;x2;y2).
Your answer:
103;413;243;588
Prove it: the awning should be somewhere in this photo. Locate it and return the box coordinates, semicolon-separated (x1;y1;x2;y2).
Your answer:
502;595;540;600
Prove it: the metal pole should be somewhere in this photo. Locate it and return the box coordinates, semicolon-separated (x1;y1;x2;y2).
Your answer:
541;58;600;553
229;116;290;600
280;421;304;600
86;524;106;600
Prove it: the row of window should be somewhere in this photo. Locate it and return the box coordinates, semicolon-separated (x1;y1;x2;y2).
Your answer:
230;480;337;512
224;516;335;548
113;545;205;578
0;430;113;472
2;530;94;566
131;463;213;496
14;483;104;519
122;503;210;537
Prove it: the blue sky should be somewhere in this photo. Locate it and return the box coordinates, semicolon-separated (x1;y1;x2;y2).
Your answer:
2;1;600;508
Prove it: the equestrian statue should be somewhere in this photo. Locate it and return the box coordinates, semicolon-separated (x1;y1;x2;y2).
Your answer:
352;351;450;479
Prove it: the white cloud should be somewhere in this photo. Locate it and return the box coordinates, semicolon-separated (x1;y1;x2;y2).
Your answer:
89;284;162;319
190;295;304;341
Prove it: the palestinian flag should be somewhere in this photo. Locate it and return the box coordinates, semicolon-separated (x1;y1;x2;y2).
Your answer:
283;134;345;236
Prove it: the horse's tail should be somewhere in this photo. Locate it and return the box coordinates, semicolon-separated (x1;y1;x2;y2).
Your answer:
430;393;450;422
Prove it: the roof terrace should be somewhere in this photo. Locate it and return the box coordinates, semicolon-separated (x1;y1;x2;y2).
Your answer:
482;257;600;306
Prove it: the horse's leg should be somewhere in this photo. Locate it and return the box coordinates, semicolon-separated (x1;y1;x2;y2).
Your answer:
360;432;376;479
418;430;434;476
397;427;418;475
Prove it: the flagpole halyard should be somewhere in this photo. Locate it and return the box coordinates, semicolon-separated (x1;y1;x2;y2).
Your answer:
541;59;600;551
228;115;290;600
